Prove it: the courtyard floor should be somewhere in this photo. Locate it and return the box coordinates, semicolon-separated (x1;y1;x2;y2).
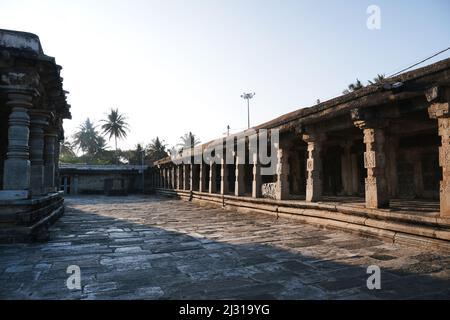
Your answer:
1;195;449;300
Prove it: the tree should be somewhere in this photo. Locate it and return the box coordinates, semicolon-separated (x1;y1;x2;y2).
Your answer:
146;137;168;163
368;74;385;85
128;143;145;165
177;132;201;151
343;78;364;94
100;108;130;153
72;118;107;158
60;139;75;158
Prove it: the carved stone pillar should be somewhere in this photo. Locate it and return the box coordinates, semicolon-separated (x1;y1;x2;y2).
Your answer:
428;101;450;216
351;153;359;195
252;153;262;198
189;164;194;191
340;142;353;196
1;93;32;199
385;135;399;198
275;148;289;200
209;161;216;193
29;110;49;196
172;166;176;189
54;139;61;191
235;155;245;196
354;120;389;208
303;133;325;202
199;161;207;192
176;165;181;189
183;164;190;190
44;129;58;193
220;158;228;195
167;167;171;189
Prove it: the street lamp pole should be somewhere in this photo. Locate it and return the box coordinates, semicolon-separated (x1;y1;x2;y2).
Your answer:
241;92;255;129
141;150;145;194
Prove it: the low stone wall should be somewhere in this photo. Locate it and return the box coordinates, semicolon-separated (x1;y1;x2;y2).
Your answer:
0;192;64;243
155;188;450;251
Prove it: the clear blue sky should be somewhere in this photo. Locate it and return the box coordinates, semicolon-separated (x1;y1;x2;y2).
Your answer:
1;0;449;150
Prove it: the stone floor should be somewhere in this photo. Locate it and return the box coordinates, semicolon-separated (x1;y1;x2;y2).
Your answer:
1;195;449;300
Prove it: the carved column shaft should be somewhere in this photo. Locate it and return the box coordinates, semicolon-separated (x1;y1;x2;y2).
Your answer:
220;158;228;195
429;101;450;216
29;111;49;196
361;125;389;208
183;164;190;190
199;162;207;192
172;166;176;189
209;161;216;193
2;93;32;198
275;148;289;200
189;164;194;191
303;134;325;202
235;155;245;196
252;153;262;198
176;166;181;189
340;142;353;196
44;131;58;193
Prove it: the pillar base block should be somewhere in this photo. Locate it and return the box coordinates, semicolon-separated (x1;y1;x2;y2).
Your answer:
0;190;30;200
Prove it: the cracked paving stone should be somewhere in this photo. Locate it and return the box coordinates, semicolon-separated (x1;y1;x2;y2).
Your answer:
0;195;449;299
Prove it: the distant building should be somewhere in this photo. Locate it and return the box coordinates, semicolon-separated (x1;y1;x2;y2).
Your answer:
0;29;71;242
59;164;151;195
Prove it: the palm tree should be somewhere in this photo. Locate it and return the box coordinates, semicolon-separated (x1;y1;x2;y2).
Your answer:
100;108;130;153
60;139;75;158
343;79;364;94
146;137;168;162
72;118;106;156
368;74;385;85
177;132;201;151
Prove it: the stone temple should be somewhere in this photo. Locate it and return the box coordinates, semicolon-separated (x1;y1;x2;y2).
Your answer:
152;58;450;250
0;29;70;242
1;28;450;253
1;29;450;300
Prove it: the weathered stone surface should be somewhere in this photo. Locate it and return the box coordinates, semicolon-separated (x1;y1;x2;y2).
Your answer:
0;195;449;300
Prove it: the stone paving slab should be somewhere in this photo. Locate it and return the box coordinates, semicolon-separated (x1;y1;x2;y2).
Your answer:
0;195;449;300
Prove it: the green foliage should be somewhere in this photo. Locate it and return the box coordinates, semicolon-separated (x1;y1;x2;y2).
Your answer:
177;132;201;150
146;137;168;162
101;108;129;151
72;118;107;157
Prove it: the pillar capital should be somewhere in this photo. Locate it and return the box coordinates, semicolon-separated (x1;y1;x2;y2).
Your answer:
302;132;326;144
351;107;390;130
428;102;449;120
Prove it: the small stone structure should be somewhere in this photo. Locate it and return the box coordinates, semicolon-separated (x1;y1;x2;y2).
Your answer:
151;58;450;249
59;164;151;195
0;29;71;242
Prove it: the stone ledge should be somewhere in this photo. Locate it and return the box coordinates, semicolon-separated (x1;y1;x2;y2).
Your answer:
0;193;65;243
155;188;450;251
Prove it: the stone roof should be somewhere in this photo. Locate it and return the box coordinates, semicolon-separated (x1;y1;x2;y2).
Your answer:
0;29;71;122
60;164;149;172
155;57;450;165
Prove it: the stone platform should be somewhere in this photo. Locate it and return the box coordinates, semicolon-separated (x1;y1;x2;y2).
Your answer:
0;195;449;299
0;192;64;243
156;189;450;251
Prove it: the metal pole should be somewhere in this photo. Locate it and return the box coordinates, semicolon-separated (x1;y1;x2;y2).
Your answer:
141;150;145;194
247;99;250;129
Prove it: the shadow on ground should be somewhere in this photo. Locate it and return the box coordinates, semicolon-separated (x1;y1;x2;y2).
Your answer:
0;195;449;300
